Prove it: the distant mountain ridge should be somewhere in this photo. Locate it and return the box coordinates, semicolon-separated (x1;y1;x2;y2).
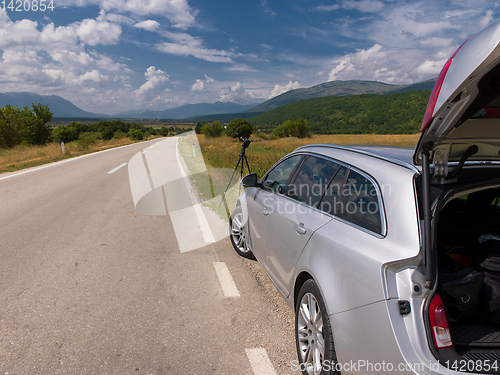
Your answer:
0;79;437;120
114;101;258;119
247;79;437;113
0;92;102;118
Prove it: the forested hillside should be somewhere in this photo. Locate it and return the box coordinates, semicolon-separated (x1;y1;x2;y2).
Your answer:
250;90;431;134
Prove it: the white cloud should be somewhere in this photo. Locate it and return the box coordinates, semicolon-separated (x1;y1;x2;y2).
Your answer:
76;17;121;46
191;74;216;91
0;8;132;113
312;4;340;12
269;81;300;98
156;32;233;63
57;0;198;29
191;79;204;91
135;66;170;102
479;10;495;29
134;20;160;31
218;82;247;102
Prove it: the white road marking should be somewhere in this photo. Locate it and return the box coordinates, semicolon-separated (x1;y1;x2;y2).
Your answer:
213;262;240;297
245;348;277;375
175;138;215;244
107;163;127;174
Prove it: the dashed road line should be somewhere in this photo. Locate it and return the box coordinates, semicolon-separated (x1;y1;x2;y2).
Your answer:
213;262;240;297
107;163;127;174
245;348;277;375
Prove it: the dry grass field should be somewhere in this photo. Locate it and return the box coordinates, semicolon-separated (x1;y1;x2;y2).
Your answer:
0;137;149;174
198;133;421;178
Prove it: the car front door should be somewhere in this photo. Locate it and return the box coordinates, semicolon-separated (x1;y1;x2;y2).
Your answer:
246;154;304;272
264;156;340;296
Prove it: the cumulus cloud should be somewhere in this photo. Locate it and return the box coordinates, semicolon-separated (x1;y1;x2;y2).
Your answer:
326;43;454;84
191;79;204;91
218;82;247;102
269;81;300;98
135;66;170;102
134;20;160;31
0;8;131;113
76;17;121;46
191;74;215;91
320;1;499;85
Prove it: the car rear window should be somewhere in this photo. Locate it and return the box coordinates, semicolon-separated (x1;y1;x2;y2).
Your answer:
321;167;383;235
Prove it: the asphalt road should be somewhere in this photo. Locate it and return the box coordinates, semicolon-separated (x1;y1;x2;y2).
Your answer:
0;139;298;374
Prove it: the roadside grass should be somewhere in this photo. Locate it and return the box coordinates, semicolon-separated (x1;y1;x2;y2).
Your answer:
0;137;158;174
198;133;421;179
178;132;240;221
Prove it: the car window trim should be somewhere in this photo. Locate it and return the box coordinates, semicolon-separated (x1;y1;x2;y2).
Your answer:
259;151;388;237
313;157;387;237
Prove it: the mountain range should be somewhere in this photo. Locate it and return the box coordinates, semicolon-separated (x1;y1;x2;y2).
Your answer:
0;92;102;118
0;79;436;120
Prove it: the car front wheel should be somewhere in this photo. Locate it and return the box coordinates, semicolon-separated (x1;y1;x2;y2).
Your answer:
229;206;255;259
296;279;339;375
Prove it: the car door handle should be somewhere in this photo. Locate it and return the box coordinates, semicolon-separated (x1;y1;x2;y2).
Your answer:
294;222;307;235
262;207;270;216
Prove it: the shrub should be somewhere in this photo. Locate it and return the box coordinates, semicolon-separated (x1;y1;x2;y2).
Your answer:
201;121;223;138
273;118;310;138
76;134;96;150
225;118;254;139
113;130;127;139
128;128;144;140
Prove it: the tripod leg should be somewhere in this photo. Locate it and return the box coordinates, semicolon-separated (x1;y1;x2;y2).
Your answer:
243;154;251;174
219;156;242;208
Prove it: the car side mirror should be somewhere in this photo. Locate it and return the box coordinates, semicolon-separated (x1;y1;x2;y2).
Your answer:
241;173;259;187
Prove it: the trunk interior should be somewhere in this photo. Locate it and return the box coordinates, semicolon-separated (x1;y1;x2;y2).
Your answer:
437;186;500;370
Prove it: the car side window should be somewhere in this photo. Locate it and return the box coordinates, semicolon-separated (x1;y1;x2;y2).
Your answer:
287;156;340;207
262;155;303;194
337;170;382;234
319;167;348;214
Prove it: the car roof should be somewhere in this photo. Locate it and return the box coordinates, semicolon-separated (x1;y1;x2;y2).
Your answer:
294;144;420;173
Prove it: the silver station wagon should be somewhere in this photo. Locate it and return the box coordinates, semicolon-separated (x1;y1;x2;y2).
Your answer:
229;20;500;375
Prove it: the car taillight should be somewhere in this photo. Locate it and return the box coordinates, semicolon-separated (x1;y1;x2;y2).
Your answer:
421;37;473;132
429;294;453;349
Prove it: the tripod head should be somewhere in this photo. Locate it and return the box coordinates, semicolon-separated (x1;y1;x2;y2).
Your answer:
239;137;251;149
239;137;251;156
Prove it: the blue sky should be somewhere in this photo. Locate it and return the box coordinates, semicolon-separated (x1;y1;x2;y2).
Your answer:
0;0;498;115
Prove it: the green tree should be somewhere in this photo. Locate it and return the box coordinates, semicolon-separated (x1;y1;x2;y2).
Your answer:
20;104;53;145
225;118;254;139
159;127;169;136
201;121;223;138
52;125;78;143
273;118;310;138
195;122;203;134
128;128;144;140
0;105;23;148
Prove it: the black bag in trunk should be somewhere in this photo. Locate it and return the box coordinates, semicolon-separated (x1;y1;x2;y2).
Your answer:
440;267;484;324
479;239;500;325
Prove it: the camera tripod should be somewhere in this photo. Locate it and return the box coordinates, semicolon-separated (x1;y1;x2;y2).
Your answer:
219;137;251;208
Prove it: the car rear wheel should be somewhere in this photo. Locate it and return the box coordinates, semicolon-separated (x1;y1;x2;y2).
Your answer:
229;206;255;259
296;279;339;375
